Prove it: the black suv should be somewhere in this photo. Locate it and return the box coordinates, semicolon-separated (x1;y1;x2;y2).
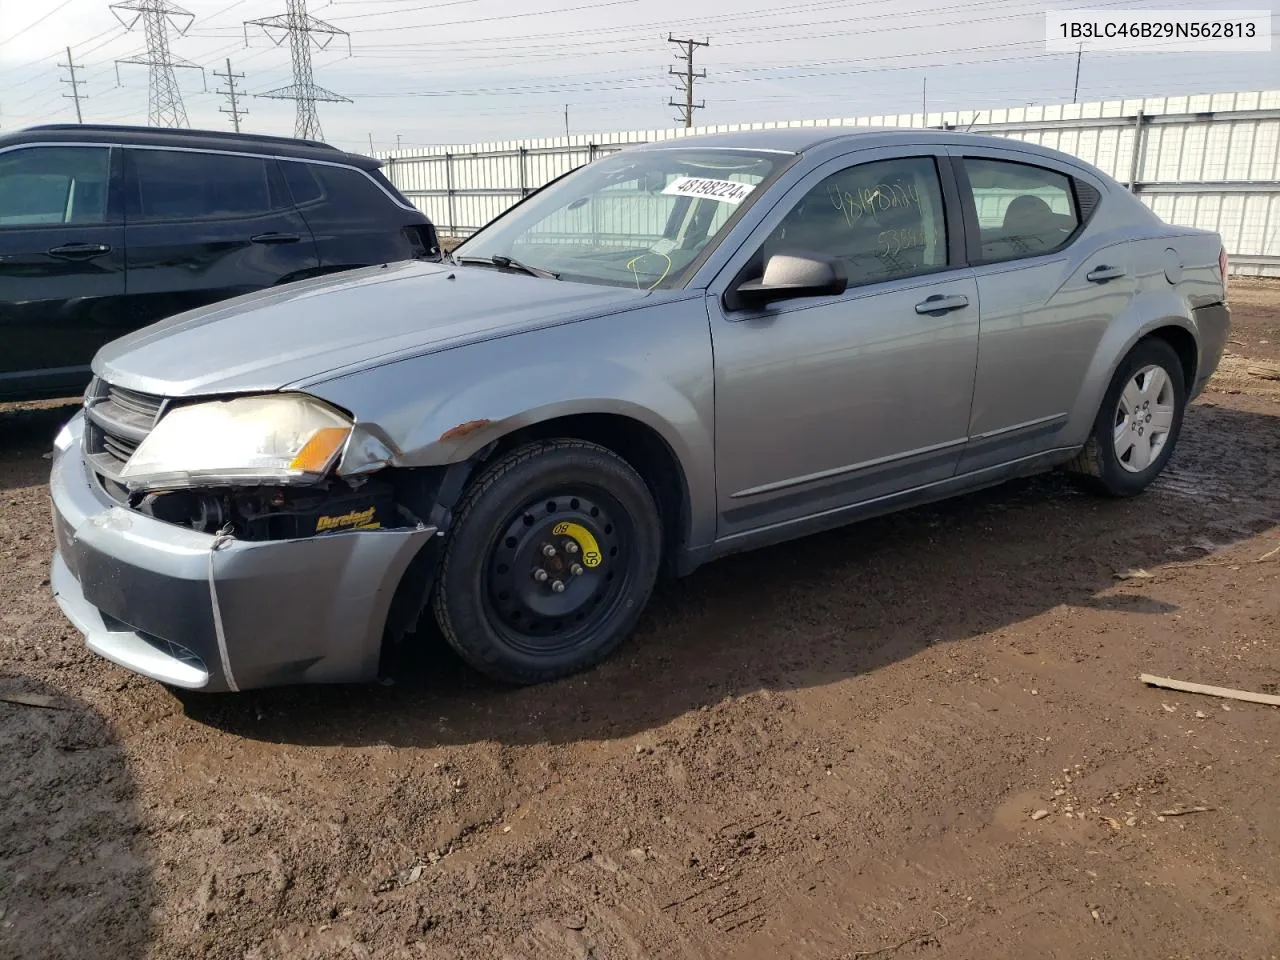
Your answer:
0;124;439;402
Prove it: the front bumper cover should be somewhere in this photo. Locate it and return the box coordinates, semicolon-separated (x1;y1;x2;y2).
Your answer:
49;412;437;693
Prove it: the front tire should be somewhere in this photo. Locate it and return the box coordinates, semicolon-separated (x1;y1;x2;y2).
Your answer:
1068;337;1187;497
431;439;662;685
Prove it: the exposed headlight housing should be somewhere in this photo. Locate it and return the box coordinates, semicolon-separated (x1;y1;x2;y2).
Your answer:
119;394;353;491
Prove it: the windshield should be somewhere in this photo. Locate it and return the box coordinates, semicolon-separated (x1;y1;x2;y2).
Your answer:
454;147;791;289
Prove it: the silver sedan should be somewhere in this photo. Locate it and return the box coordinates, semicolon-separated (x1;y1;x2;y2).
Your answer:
49;127;1230;692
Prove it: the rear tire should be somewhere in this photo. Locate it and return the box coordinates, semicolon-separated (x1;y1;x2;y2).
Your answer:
1068;337;1186;497
431;439;662;685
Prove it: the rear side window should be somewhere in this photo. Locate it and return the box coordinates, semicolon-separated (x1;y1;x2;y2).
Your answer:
0;146;111;225
961;157;1080;262
279;161;399;219
280;160;324;206
128;149;288;222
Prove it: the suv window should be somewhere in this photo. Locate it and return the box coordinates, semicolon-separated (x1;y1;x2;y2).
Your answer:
280;160;325;206
128;149;288;222
763;156;949;288
962;157;1080;262
280;161;393;219
0;146;111;226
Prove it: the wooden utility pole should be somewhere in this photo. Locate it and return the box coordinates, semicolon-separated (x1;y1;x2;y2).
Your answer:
59;46;87;123
213;57;247;132
1073;43;1083;102
667;34;708;128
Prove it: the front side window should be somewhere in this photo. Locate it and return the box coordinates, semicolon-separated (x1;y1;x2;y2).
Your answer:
129;149;286;222
760;155;949;288
457;148;789;289
0;146;111;226
962;157;1080;262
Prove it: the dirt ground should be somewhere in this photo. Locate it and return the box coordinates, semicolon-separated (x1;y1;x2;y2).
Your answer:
2;281;1279;960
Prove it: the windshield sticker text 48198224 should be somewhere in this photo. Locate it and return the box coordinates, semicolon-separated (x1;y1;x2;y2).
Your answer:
662;176;756;204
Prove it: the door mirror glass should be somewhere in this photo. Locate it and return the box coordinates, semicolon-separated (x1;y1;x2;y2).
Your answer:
727;252;847;310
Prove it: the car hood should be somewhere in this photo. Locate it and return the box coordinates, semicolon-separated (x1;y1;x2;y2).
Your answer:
93;259;649;397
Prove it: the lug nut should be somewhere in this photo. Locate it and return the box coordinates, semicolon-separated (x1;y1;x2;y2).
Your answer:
570;563;584;577
551;579;566;593
564;541;579;554
533;569;549;582
542;543;557;558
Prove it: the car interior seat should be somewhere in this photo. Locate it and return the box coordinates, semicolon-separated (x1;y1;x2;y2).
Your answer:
999;194;1068;254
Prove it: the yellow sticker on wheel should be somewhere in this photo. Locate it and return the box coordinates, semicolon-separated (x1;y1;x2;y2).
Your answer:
552;520;603;568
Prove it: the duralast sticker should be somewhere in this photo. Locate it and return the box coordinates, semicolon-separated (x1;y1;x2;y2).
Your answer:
316;506;380;533
661;176;755;204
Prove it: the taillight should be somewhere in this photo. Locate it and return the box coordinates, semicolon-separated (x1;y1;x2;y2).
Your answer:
1219;247;1229;300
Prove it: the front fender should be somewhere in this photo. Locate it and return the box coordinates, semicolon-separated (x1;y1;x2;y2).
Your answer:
308;301;718;551
1064;288;1198;446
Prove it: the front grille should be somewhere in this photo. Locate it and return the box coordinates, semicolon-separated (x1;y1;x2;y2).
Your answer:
101;433;139;462
107;385;163;421
83;378;167;483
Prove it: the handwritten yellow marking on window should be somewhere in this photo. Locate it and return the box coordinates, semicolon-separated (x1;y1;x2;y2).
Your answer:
553;520;603;568
828;179;922;228
878;228;930;257
626;251;671;291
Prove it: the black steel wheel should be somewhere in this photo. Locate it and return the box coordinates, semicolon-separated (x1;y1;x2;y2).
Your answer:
431;439;662;684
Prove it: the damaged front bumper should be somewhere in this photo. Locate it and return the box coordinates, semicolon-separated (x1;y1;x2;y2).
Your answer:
49;412;437;692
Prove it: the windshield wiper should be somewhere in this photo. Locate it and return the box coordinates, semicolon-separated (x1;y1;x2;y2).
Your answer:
453;254;560;280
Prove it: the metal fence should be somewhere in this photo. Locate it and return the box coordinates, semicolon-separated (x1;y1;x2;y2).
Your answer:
378;89;1280;276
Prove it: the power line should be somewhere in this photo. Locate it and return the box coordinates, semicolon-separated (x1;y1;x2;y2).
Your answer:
111;0;204;128
344;0;640;34
322;0;1203;55
246;0;352;141
59;46;88;123
214;57;247;132
667;34;708;128
0;0;75;46
323;0;482;21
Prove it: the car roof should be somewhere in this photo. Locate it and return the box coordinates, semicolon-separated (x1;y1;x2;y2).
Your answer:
630;126;1059;156
0;123;381;170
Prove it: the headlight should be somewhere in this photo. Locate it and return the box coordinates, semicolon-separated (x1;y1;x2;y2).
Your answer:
119;394;353;491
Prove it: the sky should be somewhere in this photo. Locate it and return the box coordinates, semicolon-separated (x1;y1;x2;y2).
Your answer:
0;0;1276;155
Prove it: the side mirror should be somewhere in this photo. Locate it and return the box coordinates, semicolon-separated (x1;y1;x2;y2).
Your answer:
725;252;847;311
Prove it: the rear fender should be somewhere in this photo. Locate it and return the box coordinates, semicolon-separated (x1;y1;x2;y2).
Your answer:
1063;288;1198;445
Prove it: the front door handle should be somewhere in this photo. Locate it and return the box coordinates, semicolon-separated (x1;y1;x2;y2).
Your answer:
47;242;111;260
250;232;301;244
915;293;970;315
1086;265;1125;283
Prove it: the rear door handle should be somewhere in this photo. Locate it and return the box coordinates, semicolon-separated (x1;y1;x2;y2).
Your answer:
1086;265;1125;283
915;294;970;315
47;242;111;260
250;232;301;244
